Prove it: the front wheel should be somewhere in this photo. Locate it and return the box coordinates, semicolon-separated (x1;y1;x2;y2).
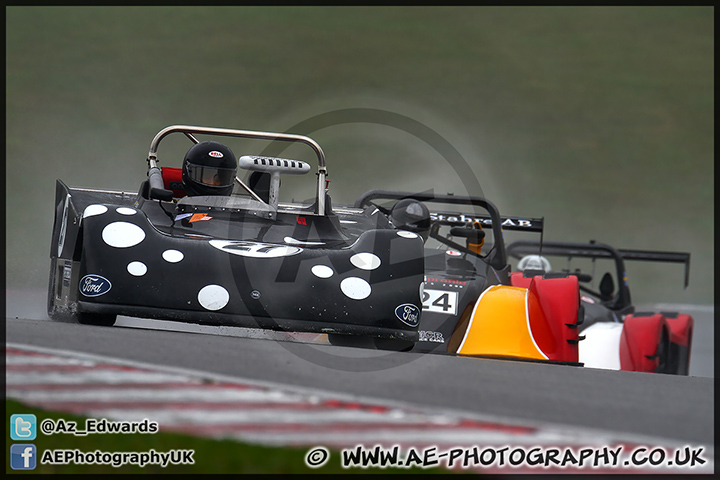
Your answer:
373;337;415;352
76;311;117;327
327;333;374;348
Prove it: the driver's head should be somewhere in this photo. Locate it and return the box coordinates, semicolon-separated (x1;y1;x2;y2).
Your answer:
517;255;552;273
182;141;237;196
390;199;431;241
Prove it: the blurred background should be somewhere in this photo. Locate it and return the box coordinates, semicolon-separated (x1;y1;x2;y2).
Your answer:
6;6;713;308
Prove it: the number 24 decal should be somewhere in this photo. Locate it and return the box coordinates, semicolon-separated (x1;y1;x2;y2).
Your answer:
421;289;458;315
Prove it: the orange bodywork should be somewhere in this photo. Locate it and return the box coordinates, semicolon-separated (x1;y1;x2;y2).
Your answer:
457;285;547;360
456;276;580;363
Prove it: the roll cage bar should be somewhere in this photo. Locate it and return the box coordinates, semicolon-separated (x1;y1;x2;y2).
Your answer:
355;189;509;271
506;239;691;312
145;125;328;215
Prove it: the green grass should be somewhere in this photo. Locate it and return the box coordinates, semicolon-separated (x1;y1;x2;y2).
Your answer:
3;9;713;473
6;399;456;474
6;6;713;305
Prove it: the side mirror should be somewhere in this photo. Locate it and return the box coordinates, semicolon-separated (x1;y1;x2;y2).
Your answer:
599;272;615;301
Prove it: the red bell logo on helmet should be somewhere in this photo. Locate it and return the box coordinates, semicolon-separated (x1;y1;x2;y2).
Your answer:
208;151;224;158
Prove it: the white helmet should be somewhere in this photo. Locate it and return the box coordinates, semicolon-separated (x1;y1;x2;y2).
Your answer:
517;255;552;273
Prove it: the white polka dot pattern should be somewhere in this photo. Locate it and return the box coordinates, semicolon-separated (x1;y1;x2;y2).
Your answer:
83;204;108;218
340;277;372;300
162;249;184;263
127;261;147;276
311;265;334;278
116;207;137;216
102;222;146;248
198;285;230;311
350;253;382;270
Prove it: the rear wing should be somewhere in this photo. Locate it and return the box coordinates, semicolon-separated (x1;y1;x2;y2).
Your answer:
507;240;691;288
430;211;544;232
355;190;523;271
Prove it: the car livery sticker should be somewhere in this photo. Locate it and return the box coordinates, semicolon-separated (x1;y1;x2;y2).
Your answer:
101;222;146;248
425;277;467;288
83;204;108;219
350;252;382;270
418;330;446;343
340;277;372;300
116;207;137;216
188;213;213;223
311;265;334;278
198;284;230;311
581;295;596;304
209;240;302;258
421;289;459;315
127;261;147;277
174;213;194;222
162;249;184;263
394;303;420;327
79;275;112;297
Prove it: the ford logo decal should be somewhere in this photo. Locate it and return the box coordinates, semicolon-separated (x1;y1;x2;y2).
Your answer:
394;303;420;327
79;274;112;297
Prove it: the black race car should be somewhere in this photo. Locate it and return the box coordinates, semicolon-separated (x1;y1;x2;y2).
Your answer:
47;125;692;373
49;125;427;350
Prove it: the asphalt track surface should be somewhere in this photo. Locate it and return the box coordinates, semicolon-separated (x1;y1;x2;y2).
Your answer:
5;297;714;446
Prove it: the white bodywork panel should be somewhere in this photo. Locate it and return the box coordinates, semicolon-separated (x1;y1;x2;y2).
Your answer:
579;322;624;370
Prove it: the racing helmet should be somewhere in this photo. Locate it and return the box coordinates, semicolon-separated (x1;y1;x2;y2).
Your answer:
182;141;237;196
390;199;431;241
517;255;552;273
